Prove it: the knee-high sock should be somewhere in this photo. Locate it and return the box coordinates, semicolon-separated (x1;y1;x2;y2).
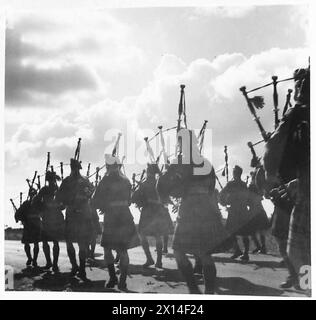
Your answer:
33;243;39;263
78;244;87;273
24;244;32;261
252;234;261;249
260;234;266;250
43;241;52;265
66;242;77;267
163;235;169;251
141;236;153;262
119;251;129;284
155;237;163;264
232;237;241;253
175;251;200;294
90;238;96;257
242;237;250;254
53;241;60;266
201;256;217;293
107;264;116;280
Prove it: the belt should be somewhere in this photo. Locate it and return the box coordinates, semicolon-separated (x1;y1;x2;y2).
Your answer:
108;200;129;207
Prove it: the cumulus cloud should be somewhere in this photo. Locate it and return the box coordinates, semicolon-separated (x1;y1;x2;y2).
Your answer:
5;11;146;107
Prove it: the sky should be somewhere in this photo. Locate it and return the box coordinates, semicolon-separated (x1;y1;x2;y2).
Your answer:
4;3;310;227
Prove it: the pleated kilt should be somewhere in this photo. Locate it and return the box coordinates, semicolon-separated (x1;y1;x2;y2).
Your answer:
271;200;292;240
22;216;42;244
42;208;65;242
65;206;93;244
225;206;253;237
287;199;311;273
138;203;171;237
101;204;140;250
248;206;270;233
172;193;228;255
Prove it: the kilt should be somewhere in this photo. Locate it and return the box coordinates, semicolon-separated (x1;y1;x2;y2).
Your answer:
22;216;42;244
248;206;270;233
287;199;311;273
138;204;169;237
225;205;253;237
271;202;292;240
65;208;93;244
101;206;140;250
172;193;228;255
42;208;65;242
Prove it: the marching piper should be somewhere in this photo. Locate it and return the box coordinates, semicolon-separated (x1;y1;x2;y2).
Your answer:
158;128;227;294
131;163;167;269
15;188;42;268
37;171;65;272
219;165;252;261
55;157;94;281
92;153;139;291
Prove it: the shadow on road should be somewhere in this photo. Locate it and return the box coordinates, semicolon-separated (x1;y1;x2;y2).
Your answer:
32;272;139;293
216;276;284;296
213;255;282;270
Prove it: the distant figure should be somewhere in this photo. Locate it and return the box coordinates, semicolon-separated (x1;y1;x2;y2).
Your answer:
219;165;252;262
132;163;170;269
248;170;270;254
36;171;65;272
56;158;94;281
92;154;139;291
15;188;42;268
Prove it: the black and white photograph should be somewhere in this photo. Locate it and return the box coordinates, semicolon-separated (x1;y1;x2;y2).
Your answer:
2;0;312;299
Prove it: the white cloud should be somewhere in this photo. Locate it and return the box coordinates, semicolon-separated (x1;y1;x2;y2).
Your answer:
194;6;256;19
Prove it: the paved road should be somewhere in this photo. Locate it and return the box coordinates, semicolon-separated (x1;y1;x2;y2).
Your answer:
5;240;309;297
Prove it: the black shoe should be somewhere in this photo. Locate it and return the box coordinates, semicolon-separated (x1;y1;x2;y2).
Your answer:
155;261;163;269
78;271;90;282
26;258;32;266
189;286;202;294
240;253;250;262
143;259;155;268
118;281;127;291
32;261;38;268
69;266;79;277
106;276;118;289
43;263;53;270
259;247;267;254
280;277;298;289
230;251;243;259
252;247;260;254
52;265;60;273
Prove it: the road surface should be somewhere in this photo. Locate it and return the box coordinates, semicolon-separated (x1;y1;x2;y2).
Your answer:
5;240;310;297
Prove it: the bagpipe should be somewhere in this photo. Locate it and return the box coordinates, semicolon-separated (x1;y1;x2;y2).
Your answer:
240;74;296;144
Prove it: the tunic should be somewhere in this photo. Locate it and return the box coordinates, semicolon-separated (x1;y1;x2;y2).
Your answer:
219;179;252;236
131;177;172;237
247;183;270;232
158;159;227;255
92;171;139;250
55;174;94;244
15;199;42;244
37;185;65;242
